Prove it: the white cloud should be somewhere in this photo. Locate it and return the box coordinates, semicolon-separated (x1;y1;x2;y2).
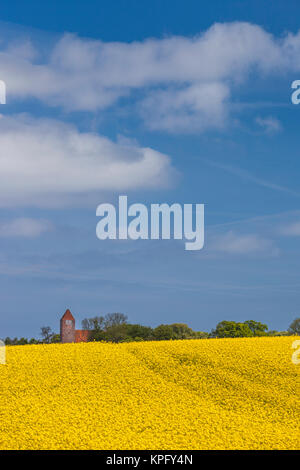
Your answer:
256;116;282;134
211;231;278;255
0;114;175;207
140;82;230;133
1;22;300;131
280;222;300;236
0;218;53;237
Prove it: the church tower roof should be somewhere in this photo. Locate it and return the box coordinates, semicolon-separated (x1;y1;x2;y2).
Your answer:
61;309;75;321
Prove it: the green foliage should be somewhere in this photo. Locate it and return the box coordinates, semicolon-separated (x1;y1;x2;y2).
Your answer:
91;323;153;343
40;326;54;343
268;330;289;336
50;334;61;343
153;324;174;340
4;313;292;345
85;319;210;343
82;313;129;342
168;323;195;339
18;337;29;345
99;324;129;343
288;317;300;335
29;338;39;344
244;320;268;336
82;316;105;331
212;321;254;338
81;316;273;343
4;336;39;345
124;324;153;340
194;331;210;339
40;327;60;344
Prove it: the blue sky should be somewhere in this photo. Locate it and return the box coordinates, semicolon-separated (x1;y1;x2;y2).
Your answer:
1;0;300;338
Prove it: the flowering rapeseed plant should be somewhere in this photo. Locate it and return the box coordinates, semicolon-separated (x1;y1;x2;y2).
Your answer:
0;337;299;449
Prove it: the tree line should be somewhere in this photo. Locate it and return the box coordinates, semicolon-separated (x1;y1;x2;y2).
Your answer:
3;326;61;346
2;314;300;345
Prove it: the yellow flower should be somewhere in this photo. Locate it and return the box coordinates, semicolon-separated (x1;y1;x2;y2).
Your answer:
0;337;299;449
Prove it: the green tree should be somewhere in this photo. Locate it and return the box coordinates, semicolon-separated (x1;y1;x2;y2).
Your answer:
104;313;128;329
50;334;61;343
194;331;209;339
40;326;54;343
212;321;253;338
102;324;129;343
29;338;39;344
125;324;153;340
169;323;195;339
82;316;105;331
268;330;289;336
153;324;174;340
18;337;28;345
288;318;300;335
244;320;268;336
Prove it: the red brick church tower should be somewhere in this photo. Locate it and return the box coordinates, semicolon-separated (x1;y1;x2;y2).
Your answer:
60;309;75;343
60;309;90;343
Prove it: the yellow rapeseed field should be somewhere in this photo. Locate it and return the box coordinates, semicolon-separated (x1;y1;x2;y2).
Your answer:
0;336;299;450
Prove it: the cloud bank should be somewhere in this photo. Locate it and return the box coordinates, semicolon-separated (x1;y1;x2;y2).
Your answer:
1;22;300;131
0;115;174;206
0;21;299;207
0;217;53;237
